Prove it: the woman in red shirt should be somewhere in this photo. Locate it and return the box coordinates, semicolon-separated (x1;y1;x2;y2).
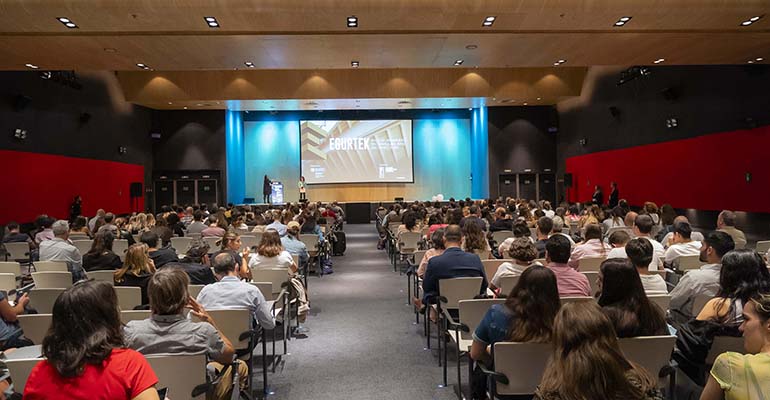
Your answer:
23;280;159;400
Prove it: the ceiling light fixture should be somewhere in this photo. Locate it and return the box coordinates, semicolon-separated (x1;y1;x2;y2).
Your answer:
653;58;665;64
347;16;358;28
136;63;151;70
244;61;255;68
56;17;78;29
204;16;219;28
553;59;567;66
613;16;632;27
465;44;478;50
483;16;496;27
741;15;762;26
351;60;360;67
454;59;464;66
756;57;764;62
25;63;39;69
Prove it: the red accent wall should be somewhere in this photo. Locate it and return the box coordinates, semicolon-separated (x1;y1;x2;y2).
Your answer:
565;125;770;213
0;150;144;224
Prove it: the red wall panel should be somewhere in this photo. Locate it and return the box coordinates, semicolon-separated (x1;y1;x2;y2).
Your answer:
0;150;144;224
565;125;770;213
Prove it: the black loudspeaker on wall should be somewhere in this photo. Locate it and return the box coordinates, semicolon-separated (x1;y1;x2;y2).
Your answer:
564;173;573;188
129;182;143;198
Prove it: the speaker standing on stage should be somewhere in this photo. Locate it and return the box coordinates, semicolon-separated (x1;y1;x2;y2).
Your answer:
298;176;307;201
263;175;272;204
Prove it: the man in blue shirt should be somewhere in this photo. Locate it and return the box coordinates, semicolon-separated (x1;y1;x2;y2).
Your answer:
265;210;287;237
281;221;309;266
416;224;487;308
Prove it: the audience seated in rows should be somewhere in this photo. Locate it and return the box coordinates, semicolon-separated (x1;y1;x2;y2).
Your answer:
201;215;226;238
459;205;487;232
124;268;247;400
282;221;310;267
489;237;540;294
266;211;288;237
567;224;611;270
625;238;668;295
186;210;207;235
533;216;551;258
33;217;54;245
632;215;665;271
2;221;34;248
663;221;702;269
417;229;445;278
0;284;31;350
659;216;705;248
461;221;491;259
162;243;217;285
83;230;123;272
115;243;156;306
607;229;631;258
213;232;251;280
545;235;590;297
87;209;106;232
488;207;512;232
140;231;177;269
23;281;160;399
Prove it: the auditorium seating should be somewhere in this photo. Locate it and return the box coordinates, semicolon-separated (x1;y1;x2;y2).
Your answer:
86;269;115;283
577;256;605;272
483;342;552;398
146;353;208;398
17;314;51;344
31;271;72;288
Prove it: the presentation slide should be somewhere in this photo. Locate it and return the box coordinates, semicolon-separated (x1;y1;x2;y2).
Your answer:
300;120;413;184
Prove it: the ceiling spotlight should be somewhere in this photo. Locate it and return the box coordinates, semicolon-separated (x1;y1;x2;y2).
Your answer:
25;63;39;69
454;59;464;66
183;106;188;110
347;16;358;27
244;61;255;68
136;63;150;70
537;97;541;100
665;117;679;129
57;17;78;28
351;60;360;67
483;16;496;27
204;17;219;27
741;15;762;26
653;58;665;64
553;59;567;66
613;16;632;27
748;60;755;64
756;57;764;61
13;128;28;140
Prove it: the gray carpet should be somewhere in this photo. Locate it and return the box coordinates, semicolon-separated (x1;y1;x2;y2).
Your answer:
264;223;462;400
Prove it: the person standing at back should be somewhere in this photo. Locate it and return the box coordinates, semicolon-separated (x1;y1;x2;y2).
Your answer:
263;175;272;204
608;182;619;208
592;185;604;206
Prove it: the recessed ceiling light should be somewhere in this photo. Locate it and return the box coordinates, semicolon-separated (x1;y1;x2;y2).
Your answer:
613;16;632;27
244;61;255;68
57;17;70;23
523;102;528;105
168;102;172;105
482;16;496;27
756;57;764;61
204;17;219;28
537;97;541;100
25;63;39;69
205;17;216;22
748;60;755;64
347;16;358;27
741;16;762;26
465;44;478;50
653;58;665;64
619;16;632;22
351;60;360;67
56;17;78;28
454;59;464;66
136;63;150;70
750;16;762;22
554;59;567;66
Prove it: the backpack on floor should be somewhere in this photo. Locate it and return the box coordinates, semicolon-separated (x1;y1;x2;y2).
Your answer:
331;231;346;256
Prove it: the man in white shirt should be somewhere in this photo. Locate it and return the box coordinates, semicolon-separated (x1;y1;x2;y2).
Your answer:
668;231;734;324
606;229;631;259
659;216;704;249
549;216;575;248
625;238;667;294
663;221;702;269
87;209;105;232
39;220;85;281
632;215;665;271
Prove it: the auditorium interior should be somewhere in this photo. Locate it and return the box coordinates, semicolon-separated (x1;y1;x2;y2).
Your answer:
1;1;770;400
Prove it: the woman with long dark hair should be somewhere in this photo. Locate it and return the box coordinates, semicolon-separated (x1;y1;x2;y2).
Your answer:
597;258;668;337
23;280;159;399
535;302;663;400
83;230;123;272
470;265;561;365
697;249;770;323
462;221;491;259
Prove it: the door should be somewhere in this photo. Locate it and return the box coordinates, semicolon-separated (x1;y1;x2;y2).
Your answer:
197;179;218;206
517;173;537;201
176;180;196;206
154;181;174;210
538;174;556;205
498;174;517;199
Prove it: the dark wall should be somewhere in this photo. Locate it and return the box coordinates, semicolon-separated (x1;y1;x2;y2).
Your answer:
0;71;153;219
487;106;557;198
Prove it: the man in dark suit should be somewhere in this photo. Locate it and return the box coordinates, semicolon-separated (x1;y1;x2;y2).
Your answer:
415;224;487;309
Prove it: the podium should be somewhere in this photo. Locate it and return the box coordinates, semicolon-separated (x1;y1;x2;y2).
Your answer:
270;181;284;204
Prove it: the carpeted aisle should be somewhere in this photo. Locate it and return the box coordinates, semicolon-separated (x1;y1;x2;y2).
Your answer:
267;223;460;400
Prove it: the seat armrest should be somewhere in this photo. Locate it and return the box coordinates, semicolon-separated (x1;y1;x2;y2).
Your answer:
478;362;509;385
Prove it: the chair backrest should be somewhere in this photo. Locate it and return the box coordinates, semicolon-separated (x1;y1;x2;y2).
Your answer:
113;239;129;261
69;233;90;240
388;222;400;234
251;282;274;301
0;273;16;292
606;226;633;238
3;242;30;262
578;256;606;272
560;296;595;305
240;235;258;250
399;232;422;250
17;314;52;344
481;259;511;281
706;336;744;364
28;288;65;313
678;254;705;271
86;270;116;283
692;293;714;317
132;233;142;243
170;237;194;253
201;308;252;349
756;240;770;254
299;234;320;250
491;230;514;245
458;298;506;340
438;277;484;309
647;294;671;312
187;284;205;299
498;275;520;295
33;261;68;272
581;271;600;297
619;335;677;380
0;261;21;277
31;271;72;289
6;358;43;394
146;353;208;399
251;268;289;294
72;240;93;256
202;237;220;252
475;249;491;260
236;227;250;235
114;286;142;310
120;310;152;324
412;250;427;267
493;342;552;395
187;233;202;240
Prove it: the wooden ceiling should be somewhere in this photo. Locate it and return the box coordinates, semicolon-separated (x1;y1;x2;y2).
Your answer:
1;0;768;109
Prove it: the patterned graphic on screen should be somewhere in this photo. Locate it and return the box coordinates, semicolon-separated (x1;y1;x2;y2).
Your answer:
300;120;413;184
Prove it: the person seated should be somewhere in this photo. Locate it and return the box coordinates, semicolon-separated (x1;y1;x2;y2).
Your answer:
603;207;626;231
33;216;55;245
658;216;704;248
663;221;702;269
196;253;276;331
113;217;136;245
549;216;575;248
461;221;492;259
69;216;90;236
23;281;159;399
186;210;208;235
0;286;31;350
577;205;601;229
489;237;539;294
265;211;288;237
544;235;590;297
716;210;747;250
415;224;487;310
165;213;185;238
567;224;611;270
83;230;123;271
597;258;668;337
162;243;217;285
396;212;422;251
417;229;446;278
140;231;178;269
149;217;174;247
535;302;663;400
115;243;157;306
701;291;770;400
488;207;513;232
299;213;324;242
88;209;106;232
248;230;298;275
2;221;34;248
625;238;667;295
459;205;487;232
533;216;552;258
211;232;251;280
632;215;665;271
606;229;632;259
39;220;85;280
201;215;226;238
281;221;309;268
124;268;247;400
97;212;119;236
